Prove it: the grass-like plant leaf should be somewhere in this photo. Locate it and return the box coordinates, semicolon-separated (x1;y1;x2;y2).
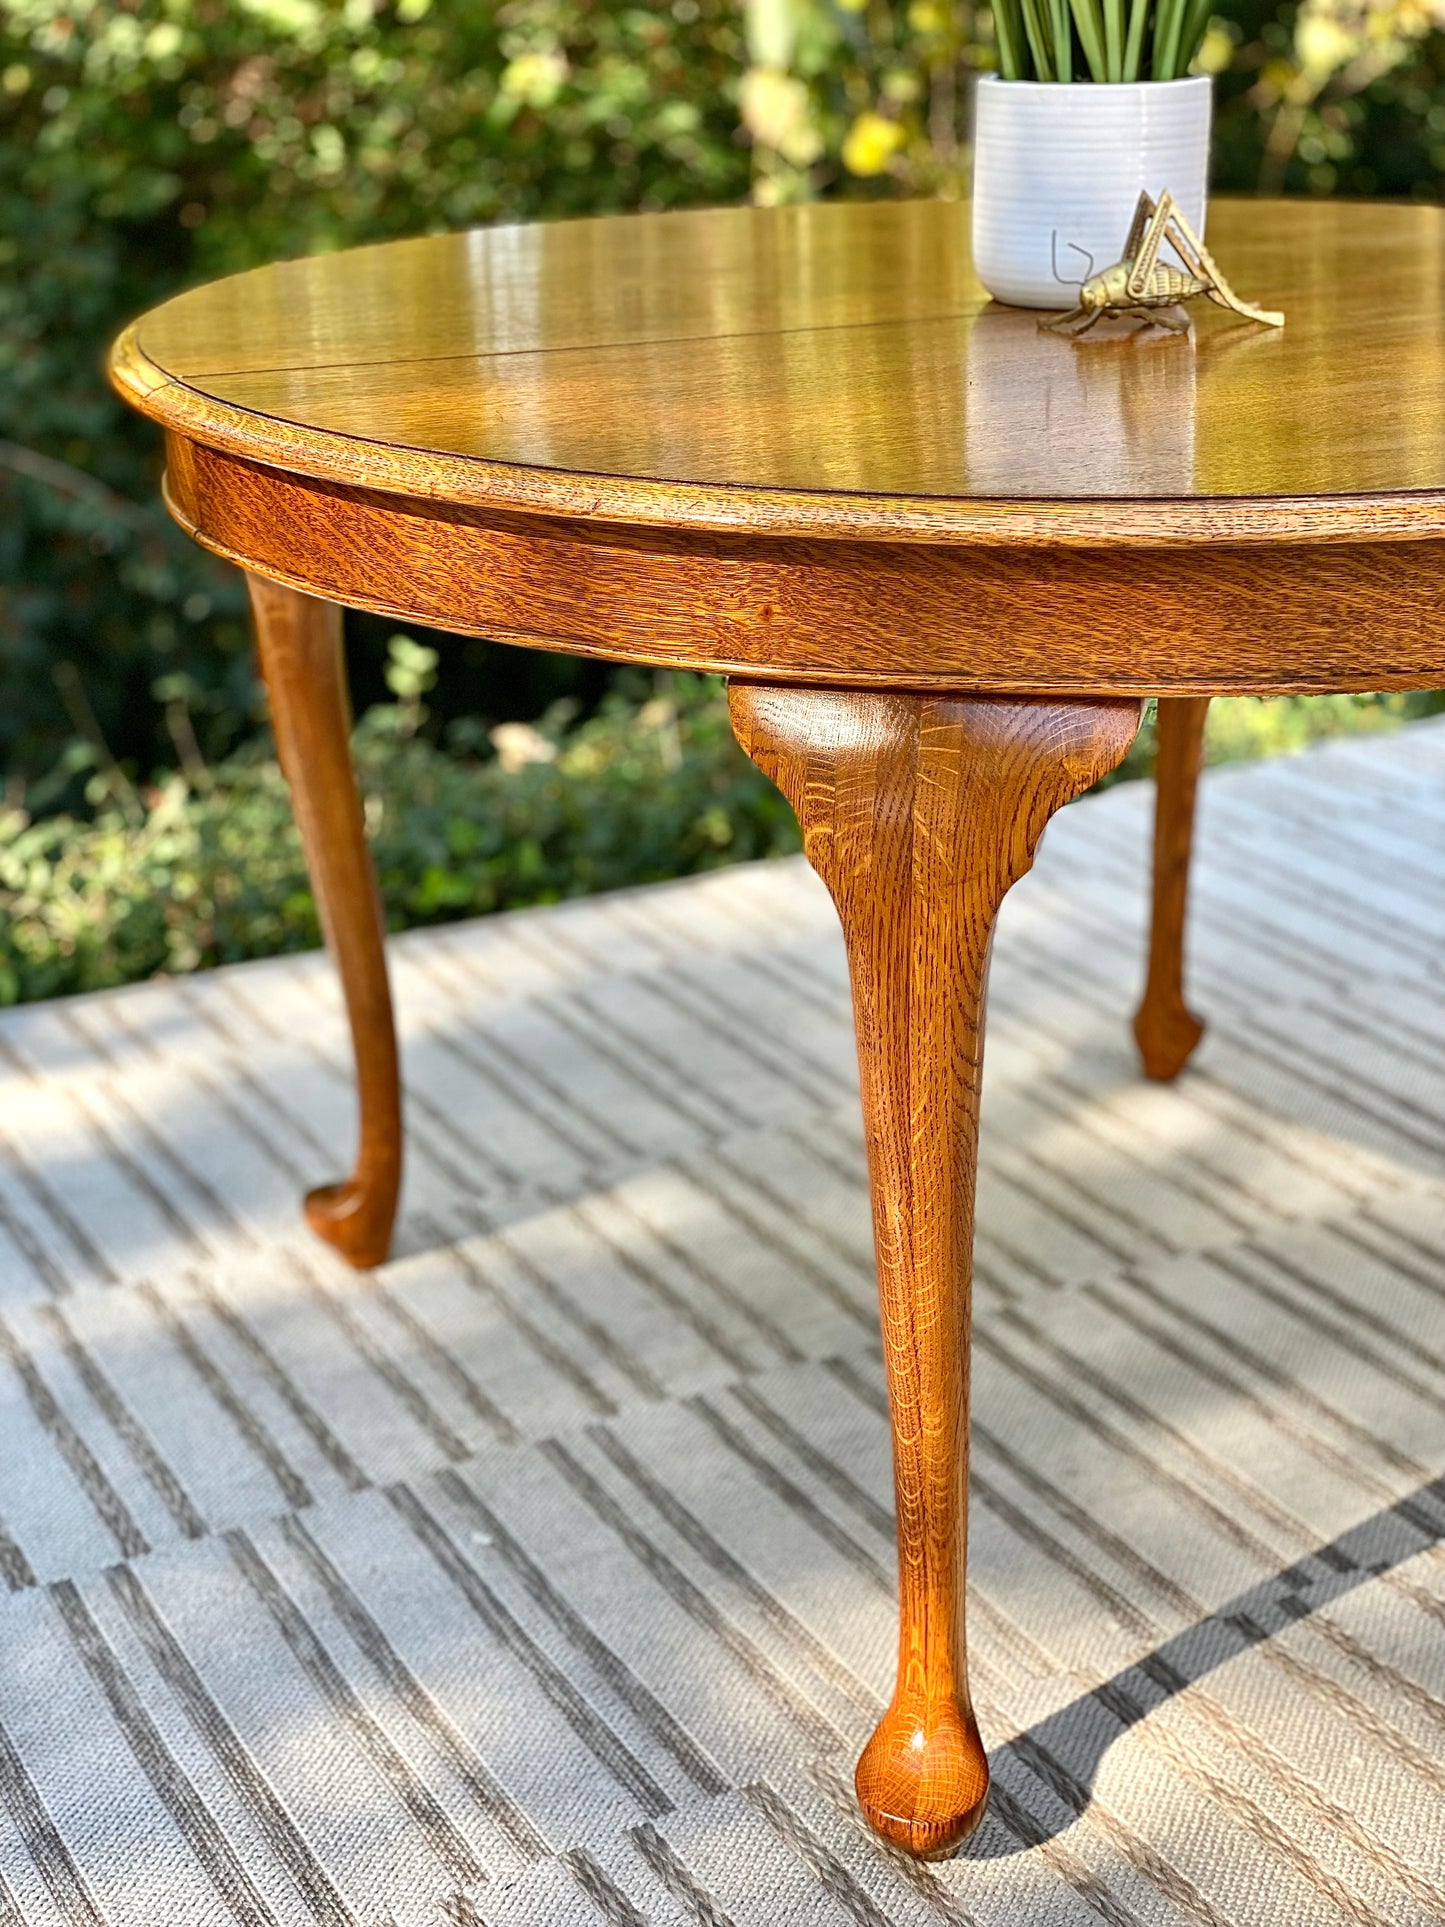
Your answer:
990;0;1213;80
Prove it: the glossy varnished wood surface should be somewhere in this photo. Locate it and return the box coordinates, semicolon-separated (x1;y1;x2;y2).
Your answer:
114;199;1445;546
731;685;1142;1855
1134;697;1211;1081
108;196;1445;1863
248;575;402;1266
161;439;1445;696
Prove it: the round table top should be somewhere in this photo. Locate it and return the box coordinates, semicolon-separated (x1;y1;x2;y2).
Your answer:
113;197;1445;546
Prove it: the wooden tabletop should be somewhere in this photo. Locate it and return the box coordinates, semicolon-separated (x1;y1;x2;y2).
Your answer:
112;199;1445;546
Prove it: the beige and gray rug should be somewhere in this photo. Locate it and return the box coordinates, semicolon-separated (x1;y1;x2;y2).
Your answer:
0;718;1442;1927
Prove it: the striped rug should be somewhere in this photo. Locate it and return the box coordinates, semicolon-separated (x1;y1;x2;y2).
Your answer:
0;718;1441;1927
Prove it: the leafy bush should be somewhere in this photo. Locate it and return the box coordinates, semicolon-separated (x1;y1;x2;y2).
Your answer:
1106;686;1445;787
736;0;1445;200
0;667;800;1004
5;654;1440;1007
1192;688;1445;764
2;1;1442;1006
5;0;1445;794
0;0;752;785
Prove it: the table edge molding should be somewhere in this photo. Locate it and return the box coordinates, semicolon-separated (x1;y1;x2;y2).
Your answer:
158;435;1445;696
110;323;1445;551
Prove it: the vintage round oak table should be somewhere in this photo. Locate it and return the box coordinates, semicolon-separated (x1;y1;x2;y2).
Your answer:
110;198;1445;1859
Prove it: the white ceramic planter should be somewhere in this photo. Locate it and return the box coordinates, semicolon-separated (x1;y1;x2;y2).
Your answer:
971;74;1211;309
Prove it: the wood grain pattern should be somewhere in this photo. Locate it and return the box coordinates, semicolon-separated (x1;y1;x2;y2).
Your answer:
111;200;1445;545
163;442;1445;695
730;684;1143;1856
108;198;1445;1862
247;574;402;1267
1135;697;1212;1081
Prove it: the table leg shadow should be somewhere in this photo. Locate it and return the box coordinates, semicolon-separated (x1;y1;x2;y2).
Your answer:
963;1471;1444;1859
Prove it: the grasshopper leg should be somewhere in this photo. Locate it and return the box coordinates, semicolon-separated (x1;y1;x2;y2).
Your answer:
1039;306;1086;335
1061;308;1102;337
1143;306;1192;334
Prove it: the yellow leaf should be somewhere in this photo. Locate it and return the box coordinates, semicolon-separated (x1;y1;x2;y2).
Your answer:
1193;24;1234;73
842;110;905;177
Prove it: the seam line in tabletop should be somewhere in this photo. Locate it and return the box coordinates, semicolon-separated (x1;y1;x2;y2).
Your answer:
138;299;992;385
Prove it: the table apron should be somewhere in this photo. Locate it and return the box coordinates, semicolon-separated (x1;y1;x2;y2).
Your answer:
166;437;1445;696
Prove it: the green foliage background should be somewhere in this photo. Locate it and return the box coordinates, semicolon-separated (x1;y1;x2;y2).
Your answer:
1;0;1442;1000
1;0;754;787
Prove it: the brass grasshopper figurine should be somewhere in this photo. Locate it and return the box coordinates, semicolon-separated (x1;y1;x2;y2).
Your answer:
1042;190;1284;337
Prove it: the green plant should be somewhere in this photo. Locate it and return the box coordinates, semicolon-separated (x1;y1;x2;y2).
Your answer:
3;0;1444;801
0;0;752;789
5;657;1442;1008
1103;688;1445;787
0;668;803;1006
2;0;1443;1010
990;0;1213;81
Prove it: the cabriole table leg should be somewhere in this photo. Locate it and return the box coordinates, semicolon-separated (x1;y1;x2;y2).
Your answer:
1134;695;1211;1081
246;573;403;1268
730;684;1141;1858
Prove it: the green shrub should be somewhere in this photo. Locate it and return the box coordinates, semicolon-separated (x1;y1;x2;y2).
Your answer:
2;1;1442;1008
0;0;752;784
0;669;801;1005
1197;689;1445;764
1108;688;1445;788
4;0;1445;790
5;652;1441;1008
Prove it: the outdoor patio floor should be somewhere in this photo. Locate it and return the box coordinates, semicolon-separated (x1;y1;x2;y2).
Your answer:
0;718;1443;1927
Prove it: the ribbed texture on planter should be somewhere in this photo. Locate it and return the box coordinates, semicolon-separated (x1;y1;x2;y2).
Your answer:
972;75;1212;309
